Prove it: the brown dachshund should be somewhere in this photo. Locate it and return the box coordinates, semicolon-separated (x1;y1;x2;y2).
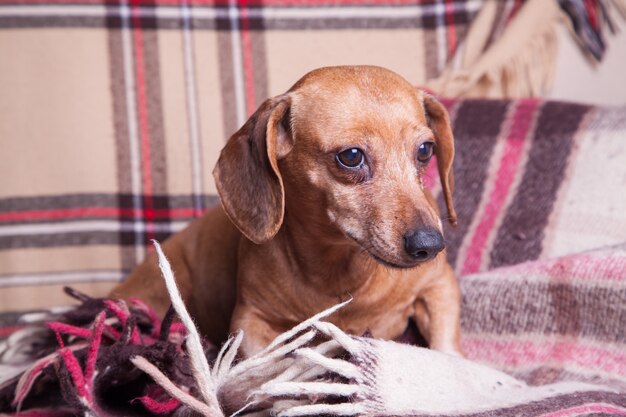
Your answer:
110;65;462;357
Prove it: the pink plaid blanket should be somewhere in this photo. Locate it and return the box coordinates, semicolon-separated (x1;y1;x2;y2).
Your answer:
1;243;625;416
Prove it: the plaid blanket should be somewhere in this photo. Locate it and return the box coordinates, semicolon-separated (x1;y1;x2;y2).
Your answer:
460;244;626;391
1;242;625;416
428;99;626;277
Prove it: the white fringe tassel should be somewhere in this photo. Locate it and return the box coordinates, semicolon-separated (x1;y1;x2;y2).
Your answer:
135;240;367;417
152;240;223;417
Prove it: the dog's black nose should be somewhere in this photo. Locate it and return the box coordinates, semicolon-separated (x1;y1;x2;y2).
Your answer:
404;228;445;262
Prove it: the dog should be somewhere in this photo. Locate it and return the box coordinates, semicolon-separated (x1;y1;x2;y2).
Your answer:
110;65;462;358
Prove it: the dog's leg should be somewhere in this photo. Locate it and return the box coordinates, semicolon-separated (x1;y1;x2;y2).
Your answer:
413;298;430;340
110;234;193;318
413;263;463;356
230;306;281;358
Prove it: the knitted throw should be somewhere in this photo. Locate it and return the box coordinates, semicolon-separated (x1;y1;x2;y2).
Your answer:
1;241;625;416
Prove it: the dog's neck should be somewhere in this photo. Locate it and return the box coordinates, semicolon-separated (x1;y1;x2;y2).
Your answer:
277;210;383;297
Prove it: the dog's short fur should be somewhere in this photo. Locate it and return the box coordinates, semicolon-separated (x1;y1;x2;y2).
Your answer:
111;65;462;357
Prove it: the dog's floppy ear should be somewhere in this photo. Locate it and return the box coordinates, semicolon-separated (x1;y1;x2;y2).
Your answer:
213;95;293;244
423;93;457;227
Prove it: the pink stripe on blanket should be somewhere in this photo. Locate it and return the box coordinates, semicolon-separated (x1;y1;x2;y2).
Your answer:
240;0;257;117
467;248;626;284
463;337;626;377
507;252;626;282
130;0;156;242
538;403;626;417
445;0;457;55
0;325;23;337
461;100;539;275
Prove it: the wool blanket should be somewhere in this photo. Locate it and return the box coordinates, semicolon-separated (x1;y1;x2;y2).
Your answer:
1;241;625;416
426;99;626;276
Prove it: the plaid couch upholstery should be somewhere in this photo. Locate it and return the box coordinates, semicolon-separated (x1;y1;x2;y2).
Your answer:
0;0;485;311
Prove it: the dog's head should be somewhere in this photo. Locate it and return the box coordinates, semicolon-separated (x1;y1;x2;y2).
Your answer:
214;66;456;268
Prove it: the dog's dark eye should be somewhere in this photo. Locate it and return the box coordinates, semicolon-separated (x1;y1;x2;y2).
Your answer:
336;148;364;168
417;142;435;163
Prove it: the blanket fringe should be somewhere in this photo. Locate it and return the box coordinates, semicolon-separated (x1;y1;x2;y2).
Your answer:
142;241;370;417
428;0;560;98
428;0;625;98
131;355;215;416
152;241;221;417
